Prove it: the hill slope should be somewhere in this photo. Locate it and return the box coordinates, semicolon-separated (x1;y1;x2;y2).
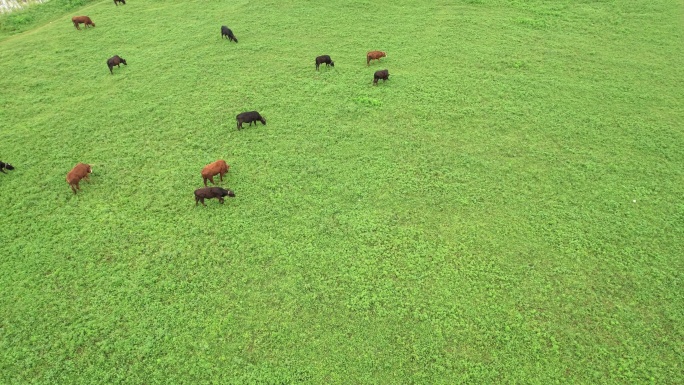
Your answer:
1;0;683;383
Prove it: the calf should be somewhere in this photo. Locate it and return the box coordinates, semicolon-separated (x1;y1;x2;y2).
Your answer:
0;161;15;174
107;55;127;74
114;0;126;5
66;163;92;194
221;26;238;43
315;55;334;71
194;187;235;206
201;159;230;186
366;50;386;66
373;69;389;85
72;16;95;30
236;111;266;130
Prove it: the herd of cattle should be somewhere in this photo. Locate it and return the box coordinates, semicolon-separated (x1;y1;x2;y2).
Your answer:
3;2;392;206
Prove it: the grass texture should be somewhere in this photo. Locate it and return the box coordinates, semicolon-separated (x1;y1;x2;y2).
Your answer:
1;0;683;383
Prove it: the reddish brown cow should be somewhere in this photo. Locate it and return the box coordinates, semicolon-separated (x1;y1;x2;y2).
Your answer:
66;163;92;194
366;51;386;66
201;160;230;186
72;16;95;30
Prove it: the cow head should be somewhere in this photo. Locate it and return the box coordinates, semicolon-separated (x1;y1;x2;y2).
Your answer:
330;61;335;67
3;163;14;171
221;189;236;198
260;117;266;125
121;58;127;65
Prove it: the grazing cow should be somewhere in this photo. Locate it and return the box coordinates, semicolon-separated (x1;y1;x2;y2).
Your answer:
0;161;15;174
366;50;386;66
373;69;389;85
315;55;334;71
194;187;235;206
201;159;230;187
72;16;95;30
107;55;127;75
236;111;266;130
221;26;238;43
114;0;126;5
66;163;92;194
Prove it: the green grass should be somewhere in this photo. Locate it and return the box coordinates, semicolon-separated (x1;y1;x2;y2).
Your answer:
1;0;683;383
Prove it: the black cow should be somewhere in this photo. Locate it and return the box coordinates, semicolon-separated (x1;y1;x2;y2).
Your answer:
236;111;266;130
194;187;235;206
0;161;15;174
373;69;389;85
114;0;125;5
221;26;238;43
315;55;334;71
107;55;127;74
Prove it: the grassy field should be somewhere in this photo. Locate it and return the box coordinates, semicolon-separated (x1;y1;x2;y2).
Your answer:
1;0;682;383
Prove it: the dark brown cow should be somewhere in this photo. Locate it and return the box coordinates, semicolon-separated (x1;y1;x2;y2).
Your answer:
72;16;95;30
236;111;266;130
194;187;235;206
107;55;127;74
366;51;386;66
201;160;230;186
66;163;92;194
315;55;334;71
221;26;238;43
0;161;15;174
373;69;389;85
114;0;126;5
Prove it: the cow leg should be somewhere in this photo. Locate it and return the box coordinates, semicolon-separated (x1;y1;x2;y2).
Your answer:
208;176;215;185
219;197;225;204
200;198;206;206
203;177;208;187
70;183;78;194
195;196;199;205
219;172;224;182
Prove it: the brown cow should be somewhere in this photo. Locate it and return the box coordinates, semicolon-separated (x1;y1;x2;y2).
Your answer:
66;163;92;194
367;51;386;66
201;160;230;186
72;16;95;30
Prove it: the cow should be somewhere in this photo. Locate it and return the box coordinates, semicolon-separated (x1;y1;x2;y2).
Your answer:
194;187;235;206
373;69;389;85
114;0;126;5
72;16;95;30
366;50;386;66
236;111;266;130
66;163;92;194
107;55;127;75
201;159;230;187
315;55;334;71
221;26;238;43
0;161;15;174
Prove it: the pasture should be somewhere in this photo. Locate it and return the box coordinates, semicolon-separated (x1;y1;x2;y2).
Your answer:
1;0;682;383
